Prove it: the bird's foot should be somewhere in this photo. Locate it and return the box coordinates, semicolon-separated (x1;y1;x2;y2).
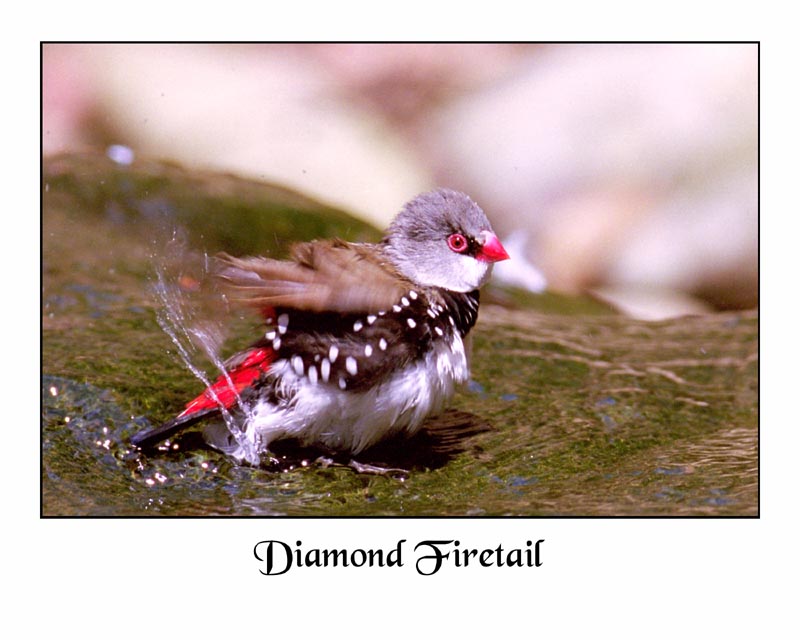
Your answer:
347;459;409;480
314;455;408;480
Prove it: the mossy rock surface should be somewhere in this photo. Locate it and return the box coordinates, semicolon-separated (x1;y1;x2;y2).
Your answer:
42;152;758;516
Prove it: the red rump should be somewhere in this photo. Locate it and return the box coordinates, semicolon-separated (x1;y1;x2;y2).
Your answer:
178;347;274;417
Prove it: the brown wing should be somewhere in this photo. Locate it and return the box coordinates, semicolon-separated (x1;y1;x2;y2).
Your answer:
215;239;411;314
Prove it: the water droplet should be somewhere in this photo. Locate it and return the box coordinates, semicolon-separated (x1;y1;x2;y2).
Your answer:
106;144;135;165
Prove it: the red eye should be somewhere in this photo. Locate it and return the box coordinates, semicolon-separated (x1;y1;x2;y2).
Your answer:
447;233;469;253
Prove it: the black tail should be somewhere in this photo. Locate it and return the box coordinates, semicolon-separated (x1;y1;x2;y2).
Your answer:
130;407;219;450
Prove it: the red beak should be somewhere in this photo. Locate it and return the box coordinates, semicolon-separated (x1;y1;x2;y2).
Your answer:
477;231;510;263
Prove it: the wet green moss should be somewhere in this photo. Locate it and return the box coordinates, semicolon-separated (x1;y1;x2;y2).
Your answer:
41;153;758;517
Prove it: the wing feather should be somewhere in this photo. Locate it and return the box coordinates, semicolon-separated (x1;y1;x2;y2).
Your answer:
216;240;409;314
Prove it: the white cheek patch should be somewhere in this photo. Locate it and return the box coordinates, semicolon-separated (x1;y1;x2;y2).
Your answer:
412;255;492;292
458;256;493;291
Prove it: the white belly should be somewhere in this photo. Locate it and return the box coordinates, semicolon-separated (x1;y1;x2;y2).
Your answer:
240;333;470;460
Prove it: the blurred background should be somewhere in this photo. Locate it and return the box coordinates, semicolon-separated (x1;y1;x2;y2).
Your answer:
42;43;758;319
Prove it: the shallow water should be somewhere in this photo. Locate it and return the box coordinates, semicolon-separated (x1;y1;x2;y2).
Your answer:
41;152;758;516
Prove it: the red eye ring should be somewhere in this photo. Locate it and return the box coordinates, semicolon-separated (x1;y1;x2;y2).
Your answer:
447;233;469;253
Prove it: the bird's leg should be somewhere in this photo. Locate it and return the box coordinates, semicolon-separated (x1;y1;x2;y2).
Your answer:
312;455;409;479
347;459;409;480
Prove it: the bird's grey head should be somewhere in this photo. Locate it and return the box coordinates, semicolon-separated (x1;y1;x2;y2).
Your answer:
383;188;509;292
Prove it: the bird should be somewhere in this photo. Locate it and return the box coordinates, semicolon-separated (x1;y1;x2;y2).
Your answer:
130;188;509;465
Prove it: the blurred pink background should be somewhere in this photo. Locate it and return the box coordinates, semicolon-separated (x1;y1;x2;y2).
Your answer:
42;43;758;318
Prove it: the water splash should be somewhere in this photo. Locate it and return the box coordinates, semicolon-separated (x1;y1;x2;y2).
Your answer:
150;238;260;464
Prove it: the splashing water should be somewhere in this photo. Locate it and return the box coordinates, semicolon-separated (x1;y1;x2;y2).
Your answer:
151;243;261;464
